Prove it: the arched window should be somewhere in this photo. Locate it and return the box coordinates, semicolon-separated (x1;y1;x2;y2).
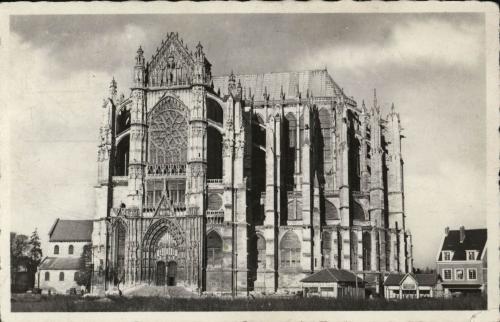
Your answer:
280;231;301;268
74;272;79;281
352;201;365;221
257;234;266;269
207;231;223;268
54;245;59;255
68;245;74;255
319;108;332;174
325;200;339;220
115;134;129;176
59;272;64;281
207;127;223;180
148;97;188;165
287;200;302;221
322;231;332;268
251;114;266;225
44;272;50;281
284;113;297;191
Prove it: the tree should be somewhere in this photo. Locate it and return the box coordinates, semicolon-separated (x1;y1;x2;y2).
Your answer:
27;229;43;273
10;232;30;290
75;244;93;292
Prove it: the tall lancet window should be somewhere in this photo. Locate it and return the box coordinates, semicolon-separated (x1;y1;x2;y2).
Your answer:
284;113;297;191
319;108;332;175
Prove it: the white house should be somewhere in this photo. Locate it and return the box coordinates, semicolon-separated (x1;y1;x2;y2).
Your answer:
35;219;93;294
384;273;443;299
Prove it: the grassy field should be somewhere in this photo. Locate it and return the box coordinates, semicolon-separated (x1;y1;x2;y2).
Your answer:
11;294;487;312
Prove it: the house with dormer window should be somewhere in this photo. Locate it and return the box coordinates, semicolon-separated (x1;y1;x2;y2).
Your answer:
436;226;487;295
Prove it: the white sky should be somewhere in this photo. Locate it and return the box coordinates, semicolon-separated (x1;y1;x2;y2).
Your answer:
7;13;486;269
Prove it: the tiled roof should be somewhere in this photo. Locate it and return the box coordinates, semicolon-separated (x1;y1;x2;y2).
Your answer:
384;273;439;287
438;228;487;261
384;273;405;286
39;257;81;270
49;219;93;242
301;268;364;284
212;69;346;102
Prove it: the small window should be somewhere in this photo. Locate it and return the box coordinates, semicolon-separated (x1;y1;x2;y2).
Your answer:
455;269;464;280
467;250;476;261
54;245;59;255
74;272;79;281
443;251;451;261
69;245;74;255
59;272;64;281
44;272;50;281
443;269;452;280
468;268;477;280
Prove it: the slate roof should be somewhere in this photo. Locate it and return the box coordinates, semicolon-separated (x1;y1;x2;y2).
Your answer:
438;228;487;261
49;219;93;242
212;69;349;102
384;273;439;287
39;257;81;270
301;268;364;284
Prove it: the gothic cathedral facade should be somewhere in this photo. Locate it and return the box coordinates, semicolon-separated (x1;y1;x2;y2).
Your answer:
92;32;413;294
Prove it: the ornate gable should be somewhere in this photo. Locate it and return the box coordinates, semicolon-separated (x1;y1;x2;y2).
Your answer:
147;32;195;87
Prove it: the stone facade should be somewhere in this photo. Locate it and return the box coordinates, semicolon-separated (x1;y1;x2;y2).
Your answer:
93;32;412;294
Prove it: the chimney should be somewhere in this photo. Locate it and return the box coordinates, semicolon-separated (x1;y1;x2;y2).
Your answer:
459;226;465;243
445;226;449;236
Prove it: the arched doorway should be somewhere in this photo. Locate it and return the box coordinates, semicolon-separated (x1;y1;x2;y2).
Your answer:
167;261;177;286
156;261;166;285
142;218;187;286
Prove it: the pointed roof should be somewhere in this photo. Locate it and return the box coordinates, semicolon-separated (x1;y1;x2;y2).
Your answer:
301;268;364;284
39;257;81;270
384;273;440;287
49;219;93;242
438;228;487;261
213;69;351;103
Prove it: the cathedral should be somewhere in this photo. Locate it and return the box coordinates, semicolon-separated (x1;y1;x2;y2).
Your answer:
91;32;413;295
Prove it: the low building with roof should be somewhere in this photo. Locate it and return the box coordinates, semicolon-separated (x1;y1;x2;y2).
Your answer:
300;268;365;298
436;226;487;295
384;273;443;299
35;218;93;294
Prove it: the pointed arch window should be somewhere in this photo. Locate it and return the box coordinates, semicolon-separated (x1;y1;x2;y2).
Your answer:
280;231;301;268
54;245;59;255
207;231;223;268
68;245;74;255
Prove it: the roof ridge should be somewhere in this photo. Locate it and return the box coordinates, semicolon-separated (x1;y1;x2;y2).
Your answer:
213;69;326;79
325;268;339;282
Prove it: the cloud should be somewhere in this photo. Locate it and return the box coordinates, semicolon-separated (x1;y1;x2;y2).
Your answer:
7;33;112;251
405;159;486;267
292;18;483;74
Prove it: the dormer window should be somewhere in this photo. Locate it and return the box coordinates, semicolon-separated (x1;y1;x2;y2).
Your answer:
467;250;477;261
442;251;452;261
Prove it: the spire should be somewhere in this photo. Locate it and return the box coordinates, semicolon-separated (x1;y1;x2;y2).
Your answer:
373;88;378;111
135;45;145;67
391;102;395;114
228;70;236;95
109;77;117;98
362;100;366;113
280;85;285;100
263;86;268;101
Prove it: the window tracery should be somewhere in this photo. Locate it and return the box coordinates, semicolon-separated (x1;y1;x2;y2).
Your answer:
148;97;188;165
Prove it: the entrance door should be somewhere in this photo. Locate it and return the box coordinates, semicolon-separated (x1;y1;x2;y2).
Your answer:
156;261;166;286
167;261;177;286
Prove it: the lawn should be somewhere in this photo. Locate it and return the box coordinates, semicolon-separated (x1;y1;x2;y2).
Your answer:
11;294;487;312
